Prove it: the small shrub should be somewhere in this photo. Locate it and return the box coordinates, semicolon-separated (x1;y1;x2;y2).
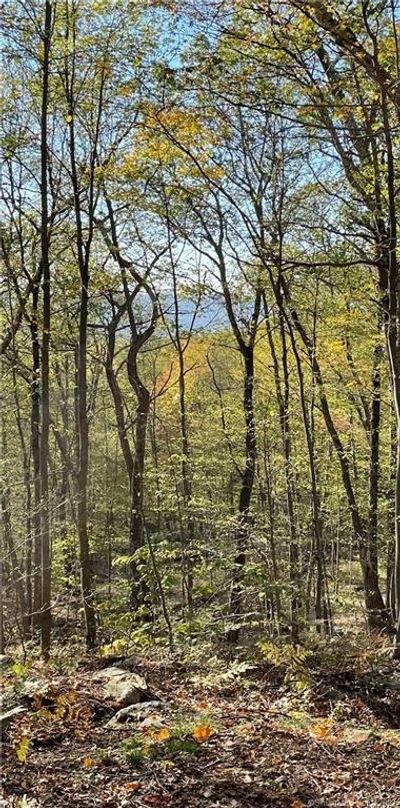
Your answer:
165;738;199;755
122;715;216;765
123;735;147;765
259;641;314;690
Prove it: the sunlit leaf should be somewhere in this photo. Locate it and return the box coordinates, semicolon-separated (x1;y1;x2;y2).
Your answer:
310;719;335;740
192;724;215;742
149;727;170;741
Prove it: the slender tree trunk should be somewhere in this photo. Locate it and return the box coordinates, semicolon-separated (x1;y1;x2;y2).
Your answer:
127;347;151;612
150;384;162;532
285;300;332;635
64;0;98;648
386;410;397;619
54;358;75;591
265;300;300;640
368;340;383;579
389;331;400;655
12;377;32;637
105;318;134;484
262;428;281;624
177;344;194;613
228;347;257;642
375;90;400;653
29;279;42;631
104;301;152;613
75;311;97;648
39;0;53;659
279;321;301;641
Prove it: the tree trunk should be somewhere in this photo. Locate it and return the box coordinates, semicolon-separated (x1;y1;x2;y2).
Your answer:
286;310;332;635
177;343;194;614
127;346;151;612
64;1;98;648
261;428;281;624
29;277;42;632
75;310;97;648
375;92;400;653
228;347;257;642
265;299;301;640
368;340;382;579
39;0;53;659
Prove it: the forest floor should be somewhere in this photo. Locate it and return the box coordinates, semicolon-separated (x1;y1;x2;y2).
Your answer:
1;641;400;808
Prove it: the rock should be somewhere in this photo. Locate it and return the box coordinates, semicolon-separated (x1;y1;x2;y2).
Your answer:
0;705;27;731
137;715;167;730
97;654;141;671
116;655;142;672
0;687;20;715
96;667;149;706
20;678;53;701
0;654;14;671
107;700;165;726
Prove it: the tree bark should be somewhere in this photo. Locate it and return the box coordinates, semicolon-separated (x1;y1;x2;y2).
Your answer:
126;344;151;611
39;0;53;659
228;345;258;642
265;297;301;639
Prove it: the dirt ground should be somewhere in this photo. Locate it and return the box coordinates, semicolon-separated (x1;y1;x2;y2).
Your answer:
1;653;400;808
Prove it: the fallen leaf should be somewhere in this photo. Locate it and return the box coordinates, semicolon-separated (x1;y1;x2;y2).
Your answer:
310;720;334;740
149;728;170;741
192;724;215;742
124;782;140;792
83;756;95;768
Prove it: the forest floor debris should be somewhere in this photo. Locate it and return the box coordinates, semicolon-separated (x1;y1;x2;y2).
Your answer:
1;648;400;808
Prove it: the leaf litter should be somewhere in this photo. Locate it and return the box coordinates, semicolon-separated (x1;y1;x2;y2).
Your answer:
1;652;400;808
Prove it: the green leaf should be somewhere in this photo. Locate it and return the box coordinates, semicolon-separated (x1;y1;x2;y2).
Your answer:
16;736;30;764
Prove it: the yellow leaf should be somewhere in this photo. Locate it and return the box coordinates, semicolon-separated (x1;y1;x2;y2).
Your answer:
16;736;30;764
83;756;95;768
312;726;330;737
192;724;215;743
310;719;334;740
149;728;170;741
